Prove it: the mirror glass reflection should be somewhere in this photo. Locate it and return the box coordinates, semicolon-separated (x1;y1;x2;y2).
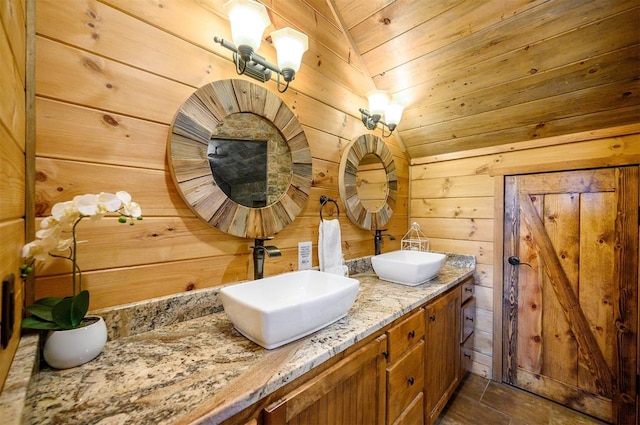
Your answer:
356;153;388;211
208;113;292;208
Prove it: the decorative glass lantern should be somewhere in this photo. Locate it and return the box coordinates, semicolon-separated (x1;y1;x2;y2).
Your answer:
401;222;430;251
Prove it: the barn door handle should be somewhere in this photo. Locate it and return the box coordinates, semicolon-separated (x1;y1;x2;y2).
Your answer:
508;256;532;268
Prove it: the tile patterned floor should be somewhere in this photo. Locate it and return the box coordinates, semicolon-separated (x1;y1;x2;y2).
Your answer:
435;374;609;425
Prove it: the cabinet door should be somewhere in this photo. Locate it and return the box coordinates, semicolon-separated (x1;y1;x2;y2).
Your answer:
424;288;460;425
263;335;387;425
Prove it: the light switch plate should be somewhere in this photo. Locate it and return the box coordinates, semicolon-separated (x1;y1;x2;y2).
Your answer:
298;241;312;270
1;273;16;349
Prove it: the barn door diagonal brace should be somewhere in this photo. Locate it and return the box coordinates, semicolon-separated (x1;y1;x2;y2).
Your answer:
518;193;614;396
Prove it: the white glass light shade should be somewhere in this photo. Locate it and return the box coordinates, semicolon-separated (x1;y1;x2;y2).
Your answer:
271;27;309;72
385;102;405;126
224;0;271;51
367;90;389;118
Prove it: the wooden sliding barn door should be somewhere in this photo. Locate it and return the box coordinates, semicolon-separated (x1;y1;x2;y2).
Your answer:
503;167;638;424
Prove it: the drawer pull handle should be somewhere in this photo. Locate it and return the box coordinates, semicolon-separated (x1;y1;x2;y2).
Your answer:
465;316;474;322
408;330;415;338
429;315;436;322
465;287;473;292
464;353;472;359
408;377;414;386
382;351;389;359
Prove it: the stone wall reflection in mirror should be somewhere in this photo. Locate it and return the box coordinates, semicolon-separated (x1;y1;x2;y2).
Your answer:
168;79;311;239
208;113;292;208
339;134;396;230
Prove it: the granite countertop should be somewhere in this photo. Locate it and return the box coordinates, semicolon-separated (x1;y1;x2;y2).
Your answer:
11;254;475;425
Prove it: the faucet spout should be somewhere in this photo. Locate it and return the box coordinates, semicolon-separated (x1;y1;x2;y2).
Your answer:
374;229;396;255
251;238;281;279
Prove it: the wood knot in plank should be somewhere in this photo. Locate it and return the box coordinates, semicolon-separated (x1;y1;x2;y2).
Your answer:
81;56;104;73
103;114;118;126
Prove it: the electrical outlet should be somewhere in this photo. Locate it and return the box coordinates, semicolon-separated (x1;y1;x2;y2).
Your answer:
298;241;312;270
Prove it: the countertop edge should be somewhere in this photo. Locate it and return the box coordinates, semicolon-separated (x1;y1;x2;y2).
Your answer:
0;335;39;424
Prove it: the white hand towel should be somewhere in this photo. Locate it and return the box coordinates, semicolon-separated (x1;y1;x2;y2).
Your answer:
318;219;348;276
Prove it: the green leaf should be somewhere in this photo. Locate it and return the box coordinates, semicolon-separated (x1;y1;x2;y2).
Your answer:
32;297;64;307
51;291;90;329
25;303;55;322
51;297;74;329
70;290;90;327
21;316;62;330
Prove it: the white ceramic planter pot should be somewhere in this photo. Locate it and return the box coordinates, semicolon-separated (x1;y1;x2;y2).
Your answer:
43;316;108;369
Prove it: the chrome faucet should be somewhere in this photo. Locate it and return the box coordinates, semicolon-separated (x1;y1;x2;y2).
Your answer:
374;229;396;255
251;238;281;279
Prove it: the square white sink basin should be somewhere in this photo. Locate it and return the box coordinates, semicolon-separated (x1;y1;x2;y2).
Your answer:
371;250;447;286
219;270;360;349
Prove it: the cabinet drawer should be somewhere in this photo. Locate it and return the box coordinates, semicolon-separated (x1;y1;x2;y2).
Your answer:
387;308;425;363
387;340;424;424
460;297;475;343
392;392;424;425
461;333;474;374
460;278;475;304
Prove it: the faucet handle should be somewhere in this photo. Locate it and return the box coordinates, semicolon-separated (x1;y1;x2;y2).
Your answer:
252;237;275;248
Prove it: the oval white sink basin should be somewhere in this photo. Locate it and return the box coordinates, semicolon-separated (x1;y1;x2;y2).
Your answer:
371;250;447;286
219;270;360;349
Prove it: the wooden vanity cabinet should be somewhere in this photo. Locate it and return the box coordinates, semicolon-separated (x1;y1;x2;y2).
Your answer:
386;309;425;425
263;335;387;425
424;287;461;425
231;279;473;425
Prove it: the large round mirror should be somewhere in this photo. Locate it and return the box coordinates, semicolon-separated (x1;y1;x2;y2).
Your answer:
339;134;396;230
168;79;311;239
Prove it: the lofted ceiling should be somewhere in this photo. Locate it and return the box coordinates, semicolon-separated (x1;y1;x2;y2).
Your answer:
324;0;640;159
207;0;639;159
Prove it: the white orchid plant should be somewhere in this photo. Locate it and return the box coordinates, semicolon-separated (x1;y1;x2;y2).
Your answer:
20;191;142;331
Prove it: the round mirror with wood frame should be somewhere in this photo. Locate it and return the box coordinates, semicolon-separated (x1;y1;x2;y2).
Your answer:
168;79;312;239
339;134;397;230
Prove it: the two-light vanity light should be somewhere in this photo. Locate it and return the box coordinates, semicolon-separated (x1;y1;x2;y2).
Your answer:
214;0;308;93
360;90;405;138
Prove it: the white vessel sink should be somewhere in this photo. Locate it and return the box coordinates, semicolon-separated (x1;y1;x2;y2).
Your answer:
219;270;360;349
371;250;447;286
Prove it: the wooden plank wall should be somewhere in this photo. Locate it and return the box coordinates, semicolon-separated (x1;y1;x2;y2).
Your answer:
409;126;640;379
31;0;408;309
0;0;26;390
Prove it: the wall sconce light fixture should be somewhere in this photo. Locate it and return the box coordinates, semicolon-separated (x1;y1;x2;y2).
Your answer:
214;0;308;93
359;90;405;138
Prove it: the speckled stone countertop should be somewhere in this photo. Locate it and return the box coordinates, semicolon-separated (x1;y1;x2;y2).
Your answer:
13;254;474;425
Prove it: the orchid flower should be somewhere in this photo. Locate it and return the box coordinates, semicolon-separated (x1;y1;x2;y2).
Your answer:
20;191;143;330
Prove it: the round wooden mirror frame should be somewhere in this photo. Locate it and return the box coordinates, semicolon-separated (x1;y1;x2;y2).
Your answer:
168;79;312;239
338;134;397;230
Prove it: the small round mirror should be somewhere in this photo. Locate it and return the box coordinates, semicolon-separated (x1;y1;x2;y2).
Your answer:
356;153;388;211
339;134;396;230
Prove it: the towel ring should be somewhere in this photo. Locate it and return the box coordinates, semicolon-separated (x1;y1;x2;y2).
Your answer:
320;195;340;220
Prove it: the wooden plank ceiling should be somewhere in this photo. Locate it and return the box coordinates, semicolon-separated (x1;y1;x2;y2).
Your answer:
329;0;640;159
216;0;640;159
